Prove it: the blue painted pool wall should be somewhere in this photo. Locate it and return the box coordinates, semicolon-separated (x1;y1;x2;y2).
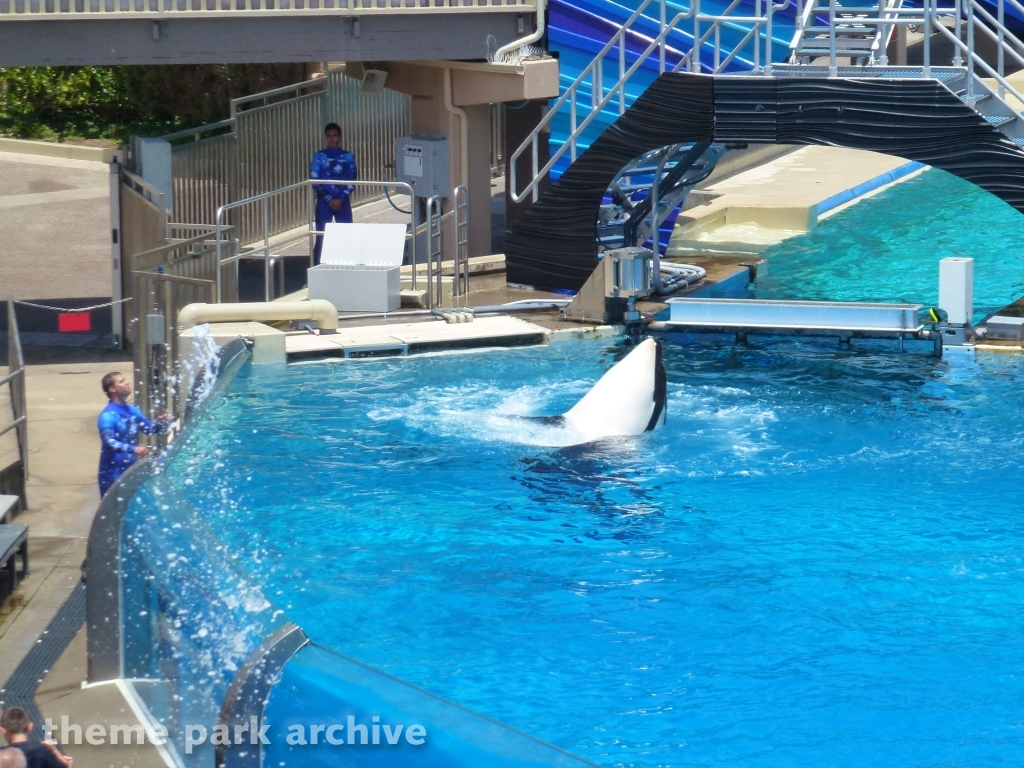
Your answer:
816;162;925;216
262;644;595;768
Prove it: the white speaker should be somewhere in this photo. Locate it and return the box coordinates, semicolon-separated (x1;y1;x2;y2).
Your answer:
360;69;388;96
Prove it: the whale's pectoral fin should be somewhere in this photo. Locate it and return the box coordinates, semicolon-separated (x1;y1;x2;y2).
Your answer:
556;338;666;443
646;338;667;432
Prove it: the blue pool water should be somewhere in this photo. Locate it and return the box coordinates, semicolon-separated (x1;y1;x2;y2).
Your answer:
164;171;1024;766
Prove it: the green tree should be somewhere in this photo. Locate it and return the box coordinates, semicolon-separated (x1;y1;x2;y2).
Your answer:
0;64;308;143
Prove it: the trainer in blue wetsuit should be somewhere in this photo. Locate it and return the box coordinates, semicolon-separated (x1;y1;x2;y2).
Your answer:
310;122;357;265
97;371;168;496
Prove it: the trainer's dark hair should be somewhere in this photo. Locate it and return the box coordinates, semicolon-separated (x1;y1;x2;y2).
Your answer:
0;706;30;735
101;371;123;395
324;122;341;134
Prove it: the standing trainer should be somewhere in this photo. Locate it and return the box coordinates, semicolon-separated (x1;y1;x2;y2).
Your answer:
97;372;169;496
310;122;357;265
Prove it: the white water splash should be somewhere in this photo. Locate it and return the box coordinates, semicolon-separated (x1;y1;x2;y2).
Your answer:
178;324;223;412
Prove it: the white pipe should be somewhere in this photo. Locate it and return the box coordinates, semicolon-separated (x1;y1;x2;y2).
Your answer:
176;300;339;334
495;0;547;60
444;68;470;189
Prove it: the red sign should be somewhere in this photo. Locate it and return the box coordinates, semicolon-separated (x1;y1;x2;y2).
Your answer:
58;312;92;333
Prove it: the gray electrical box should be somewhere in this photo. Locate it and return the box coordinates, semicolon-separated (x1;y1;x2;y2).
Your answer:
130;136;173;211
395;134;450;198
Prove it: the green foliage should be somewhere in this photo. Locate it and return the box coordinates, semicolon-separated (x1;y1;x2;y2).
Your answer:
0;63;307;143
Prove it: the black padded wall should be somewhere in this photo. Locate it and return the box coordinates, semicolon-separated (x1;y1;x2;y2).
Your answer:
504;73;714;289
504;71;1024;291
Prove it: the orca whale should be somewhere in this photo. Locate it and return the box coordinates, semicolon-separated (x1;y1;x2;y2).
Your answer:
532;338;667;445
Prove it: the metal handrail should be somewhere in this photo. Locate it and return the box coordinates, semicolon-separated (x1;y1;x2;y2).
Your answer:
231;79;327;116
510;1;699;203
0;0;534;20
508;0;791;203
122;169;166;211
932;12;1024;109
426;196;444;309
2;298;28;481
159;118;236;145
453;185;470;300
214;179;417;303
791;0;905;65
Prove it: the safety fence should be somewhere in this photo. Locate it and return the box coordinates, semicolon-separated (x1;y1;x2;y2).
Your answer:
1;300;27;512
0;0;534;19
164;68;411;247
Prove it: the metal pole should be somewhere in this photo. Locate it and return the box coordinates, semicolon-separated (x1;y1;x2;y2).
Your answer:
967;0;975;103
650;149;669;293
765;0;773;75
215;210;224;303
263;196;271;302
620;32;627;114
877;0;887;66
109;157;124;349
571;91;578;161
954;0;963;66
923;0;931;78
454;185;469;300
756;0;762;71
693;0;701;72
531;138;539;203
999;0;1006;94
659;0;667;73
829;0;838;76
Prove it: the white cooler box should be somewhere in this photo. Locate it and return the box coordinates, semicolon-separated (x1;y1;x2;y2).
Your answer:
307;222;406;312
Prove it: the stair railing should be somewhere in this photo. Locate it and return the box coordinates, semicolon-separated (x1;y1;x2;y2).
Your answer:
789;0;819;54
932;1;1024;110
966;0;1024;97
509;0;790;204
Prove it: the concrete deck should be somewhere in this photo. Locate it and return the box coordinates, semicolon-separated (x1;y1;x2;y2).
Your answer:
0;152;112;302
0;360;175;766
669;146;922;259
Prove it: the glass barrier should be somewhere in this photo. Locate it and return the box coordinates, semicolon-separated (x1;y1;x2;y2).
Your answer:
120;471;287;765
262;644;598;768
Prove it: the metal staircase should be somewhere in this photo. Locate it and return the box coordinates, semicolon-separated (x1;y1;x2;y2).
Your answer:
511;0;1024;200
598;141;728;250
789;0;905;65
504;0;1024;289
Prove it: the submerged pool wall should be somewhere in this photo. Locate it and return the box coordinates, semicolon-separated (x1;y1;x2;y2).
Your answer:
85;340;598;768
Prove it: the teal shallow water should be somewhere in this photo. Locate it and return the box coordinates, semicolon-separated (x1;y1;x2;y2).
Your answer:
751;167;1024;319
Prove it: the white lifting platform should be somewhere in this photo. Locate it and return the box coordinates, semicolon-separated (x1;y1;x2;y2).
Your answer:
656;298;926;344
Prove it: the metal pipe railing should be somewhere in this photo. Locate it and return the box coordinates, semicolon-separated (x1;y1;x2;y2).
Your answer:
454;185;470;301
509;0;793;203
214;179;416;304
2;299;28;481
932;18;1024;110
426;196;444;310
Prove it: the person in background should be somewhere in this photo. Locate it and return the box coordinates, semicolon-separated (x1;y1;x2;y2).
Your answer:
310;122;358;265
0;708;70;768
97;372;169;496
0;747;26;768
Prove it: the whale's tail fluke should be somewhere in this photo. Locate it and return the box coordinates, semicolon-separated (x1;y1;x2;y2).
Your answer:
556;338;666;444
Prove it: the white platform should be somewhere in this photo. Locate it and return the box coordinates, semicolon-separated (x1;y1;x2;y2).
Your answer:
285;315;549;358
